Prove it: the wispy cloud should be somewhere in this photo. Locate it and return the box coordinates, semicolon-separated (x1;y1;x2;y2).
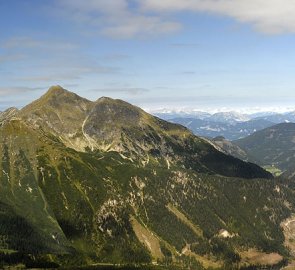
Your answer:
0;86;44;97
16;65;120;82
141;0;295;34
0;53;27;63
2;37;78;51
91;87;149;95
54;0;181;38
0;35;120;83
102;54;131;61
181;71;196;75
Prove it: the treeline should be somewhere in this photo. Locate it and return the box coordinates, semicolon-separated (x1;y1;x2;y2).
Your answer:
0;251;59;268
0;202;49;253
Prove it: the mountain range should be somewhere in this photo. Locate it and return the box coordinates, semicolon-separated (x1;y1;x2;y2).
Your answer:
155;111;295;140
169;118;275;141
1;86;295;269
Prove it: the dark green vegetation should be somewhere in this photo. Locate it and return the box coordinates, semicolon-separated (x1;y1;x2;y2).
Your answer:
235;123;295;179
0;86;294;269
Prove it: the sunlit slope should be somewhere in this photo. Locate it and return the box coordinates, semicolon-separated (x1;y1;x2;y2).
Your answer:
1;87;292;269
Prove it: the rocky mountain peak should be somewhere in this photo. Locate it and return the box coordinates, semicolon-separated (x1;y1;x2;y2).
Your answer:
21;86;92;115
46;85;68;95
42;85;91;105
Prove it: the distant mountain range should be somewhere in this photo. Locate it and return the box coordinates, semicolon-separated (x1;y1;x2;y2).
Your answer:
2;86;295;269
169;117;275;141
154;110;295;140
154;111;211;121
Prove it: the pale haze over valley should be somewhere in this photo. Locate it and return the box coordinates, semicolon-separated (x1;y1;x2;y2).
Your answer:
1;1;295;113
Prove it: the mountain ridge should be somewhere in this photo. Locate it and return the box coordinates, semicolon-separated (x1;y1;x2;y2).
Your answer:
15;86;271;180
2;86;294;270
235;122;295;178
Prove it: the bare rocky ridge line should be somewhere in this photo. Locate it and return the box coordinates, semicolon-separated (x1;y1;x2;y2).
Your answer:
14;85;271;180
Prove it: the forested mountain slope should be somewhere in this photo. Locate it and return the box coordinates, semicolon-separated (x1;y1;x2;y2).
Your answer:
1;86;293;269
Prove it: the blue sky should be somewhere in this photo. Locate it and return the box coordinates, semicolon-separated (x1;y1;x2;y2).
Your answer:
1;0;295;112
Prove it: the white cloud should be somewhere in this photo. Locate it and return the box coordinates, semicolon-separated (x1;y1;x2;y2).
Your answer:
55;0;181;38
101;16;180;39
53;0;295;37
141;0;295;34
